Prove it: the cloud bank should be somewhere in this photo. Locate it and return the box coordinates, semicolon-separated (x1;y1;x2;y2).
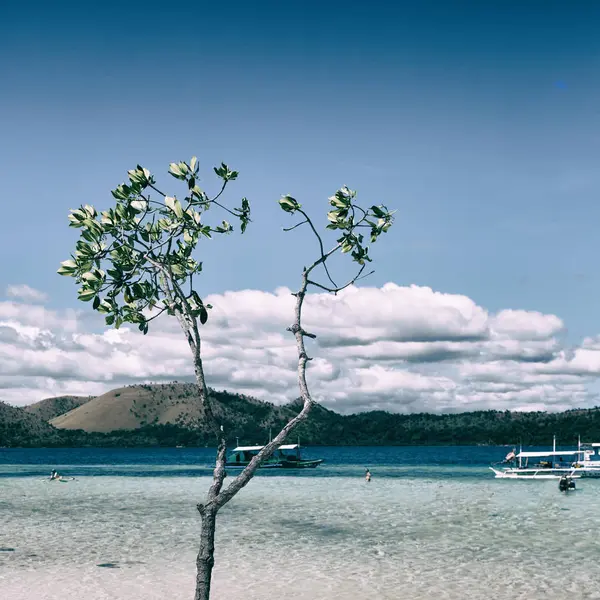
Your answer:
5;284;48;304
1;283;599;413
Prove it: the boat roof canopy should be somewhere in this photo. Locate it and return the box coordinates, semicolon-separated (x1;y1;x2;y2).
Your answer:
517;450;581;458
232;444;299;452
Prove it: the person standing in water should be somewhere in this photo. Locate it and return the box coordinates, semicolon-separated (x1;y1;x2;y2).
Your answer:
365;468;372;482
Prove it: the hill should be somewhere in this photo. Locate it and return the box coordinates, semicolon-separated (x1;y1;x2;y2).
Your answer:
4;383;600;447
49;383;299;433
24;395;93;422
48;383;343;446
0;400;64;447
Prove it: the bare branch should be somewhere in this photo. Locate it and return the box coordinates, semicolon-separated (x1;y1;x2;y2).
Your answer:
207;433;228;503
147;182;167;198
216;255;317;509
307;265;373;294
157;272;197;354
215;389;314;509
157;270;229;504
210;199;242;219
144;306;169;323
209;181;227;204
286;324;316;339
283;219;308;232
297;209;338;288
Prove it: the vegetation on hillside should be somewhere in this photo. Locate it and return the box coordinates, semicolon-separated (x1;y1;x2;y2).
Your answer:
24;395;93;422
3;384;600;448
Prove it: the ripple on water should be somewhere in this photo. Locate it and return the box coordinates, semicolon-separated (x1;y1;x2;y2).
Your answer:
1;475;600;599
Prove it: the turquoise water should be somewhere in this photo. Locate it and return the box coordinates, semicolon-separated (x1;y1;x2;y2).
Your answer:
1;447;599;599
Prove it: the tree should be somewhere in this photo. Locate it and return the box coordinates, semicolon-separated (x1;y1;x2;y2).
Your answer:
58;158;394;600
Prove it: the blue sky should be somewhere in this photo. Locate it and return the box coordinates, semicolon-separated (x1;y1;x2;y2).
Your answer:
2;1;600;410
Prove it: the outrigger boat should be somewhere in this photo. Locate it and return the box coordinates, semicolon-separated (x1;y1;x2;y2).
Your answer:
225;444;324;469
490;437;600;479
490;450;581;479
573;441;600;475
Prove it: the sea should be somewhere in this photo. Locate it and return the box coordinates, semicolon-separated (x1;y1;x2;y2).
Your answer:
2;445;600;600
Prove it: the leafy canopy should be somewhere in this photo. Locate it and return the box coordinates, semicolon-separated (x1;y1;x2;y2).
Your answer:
59;156;393;338
58;159;250;333
278;186;394;269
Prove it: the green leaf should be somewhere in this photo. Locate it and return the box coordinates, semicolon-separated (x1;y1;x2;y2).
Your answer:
57;260;78;276
97;300;112;314
77;289;96;302
132;283;144;298
171;263;185;276
130;200;147;212
279;195;300;213
169;163;185;179
111;184;129;200
213;162;238;182
105;314;115;326
215;220;232;233
191;185;205;200
165;196;184;219
199;306;208;325
328;192;349;208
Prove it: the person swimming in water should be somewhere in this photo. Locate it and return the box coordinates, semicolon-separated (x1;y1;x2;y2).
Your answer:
365;468;372;482
50;469;59;480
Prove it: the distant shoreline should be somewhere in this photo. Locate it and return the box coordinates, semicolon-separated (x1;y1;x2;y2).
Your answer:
3;383;600;449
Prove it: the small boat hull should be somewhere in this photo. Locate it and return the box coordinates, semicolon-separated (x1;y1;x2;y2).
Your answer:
226;459;324;469
489;467;581;480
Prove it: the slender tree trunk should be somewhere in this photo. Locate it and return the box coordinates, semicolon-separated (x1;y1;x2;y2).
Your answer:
195;507;218;600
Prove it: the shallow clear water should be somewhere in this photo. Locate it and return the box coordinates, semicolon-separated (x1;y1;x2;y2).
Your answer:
2;447;599;600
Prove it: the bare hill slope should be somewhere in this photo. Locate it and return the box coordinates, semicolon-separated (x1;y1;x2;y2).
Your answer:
50;383;274;433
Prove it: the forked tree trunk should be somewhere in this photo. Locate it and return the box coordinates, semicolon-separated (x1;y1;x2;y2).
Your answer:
195;508;218;600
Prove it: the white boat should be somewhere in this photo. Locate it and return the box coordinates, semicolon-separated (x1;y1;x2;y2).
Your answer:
225;444;324;469
572;441;600;475
490;450;582;479
490;436;600;479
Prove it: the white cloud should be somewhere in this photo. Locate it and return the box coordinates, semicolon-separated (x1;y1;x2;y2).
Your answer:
1;282;600;413
490;309;564;340
5;284;49;304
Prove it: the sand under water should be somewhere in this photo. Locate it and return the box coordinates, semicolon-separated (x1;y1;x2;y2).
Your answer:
2;448;599;600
